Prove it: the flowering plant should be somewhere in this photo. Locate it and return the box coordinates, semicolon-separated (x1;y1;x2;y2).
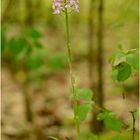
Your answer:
52;1;82;140
52;0;79;14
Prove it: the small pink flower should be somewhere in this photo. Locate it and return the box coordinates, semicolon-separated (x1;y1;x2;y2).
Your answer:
52;0;63;14
52;0;79;14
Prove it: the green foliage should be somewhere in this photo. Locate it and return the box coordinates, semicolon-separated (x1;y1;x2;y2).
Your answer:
76;104;92;121
108;45;138;137
104;115;122;132
131;108;138;118
111;135;123;140
48;52;68;70
97;110;122;132
34;41;43;49
26;52;44;70
24;27;42;39
99;131;139;140
109;43;125;65
126;53;139;70
126;108;139;131
5;28;44;71
8;37;25;55
1;26;67;81
75;88;93;121
87;133;98;140
111;68;118;81
109;45;139;82
112;62;132;81
109;51;124;65
76;88;93;101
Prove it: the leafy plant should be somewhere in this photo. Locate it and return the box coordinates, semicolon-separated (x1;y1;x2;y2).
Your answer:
52;1;94;140
97;109;122;132
108;45;139;140
1;26;68;125
109;44;139;82
2;26;68;79
130;108;138;140
75;88;93;121
111;135;123;140
87;133;98;140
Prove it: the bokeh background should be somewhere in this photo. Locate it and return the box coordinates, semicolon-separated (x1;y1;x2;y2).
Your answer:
1;0;139;140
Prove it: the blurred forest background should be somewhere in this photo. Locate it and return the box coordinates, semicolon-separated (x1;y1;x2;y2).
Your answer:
1;0;139;140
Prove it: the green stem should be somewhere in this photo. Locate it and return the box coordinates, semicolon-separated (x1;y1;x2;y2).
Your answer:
64;8;81;140
131;111;136;140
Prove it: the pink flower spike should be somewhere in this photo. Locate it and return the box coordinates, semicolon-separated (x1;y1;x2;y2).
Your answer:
52;0;79;14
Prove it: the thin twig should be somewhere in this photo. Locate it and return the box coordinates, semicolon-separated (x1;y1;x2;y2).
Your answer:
130;111;136;140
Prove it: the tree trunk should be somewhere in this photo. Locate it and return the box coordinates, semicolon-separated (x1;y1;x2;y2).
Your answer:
34;0;43;21
88;0;94;87
91;0;104;133
97;0;104;110
25;0;33;25
23;81;33;122
1;0;15;23
97;0;104;131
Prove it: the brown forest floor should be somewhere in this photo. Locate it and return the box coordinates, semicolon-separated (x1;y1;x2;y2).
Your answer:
1;58;139;139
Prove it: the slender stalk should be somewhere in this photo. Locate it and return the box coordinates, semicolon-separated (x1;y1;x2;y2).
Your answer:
64;8;81;140
131;111;136;140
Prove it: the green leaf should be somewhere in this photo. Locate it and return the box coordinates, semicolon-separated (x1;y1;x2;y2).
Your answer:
97;110;115;120
8;37;25;55
131;108;138;118
76;88;93;101
26;56;43;70
48;53;67;70
109;51;124;64
111;68;118;81
97;110;108;120
126;120;133;131
125;48;137;55
87;133;98;140
26;51;44;70
104;116;122;131
111;135;123;140
126;53;139;70
35;41;43;48
114;62;132;81
76;104;92;121
25;27;42;39
97;110;122;131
